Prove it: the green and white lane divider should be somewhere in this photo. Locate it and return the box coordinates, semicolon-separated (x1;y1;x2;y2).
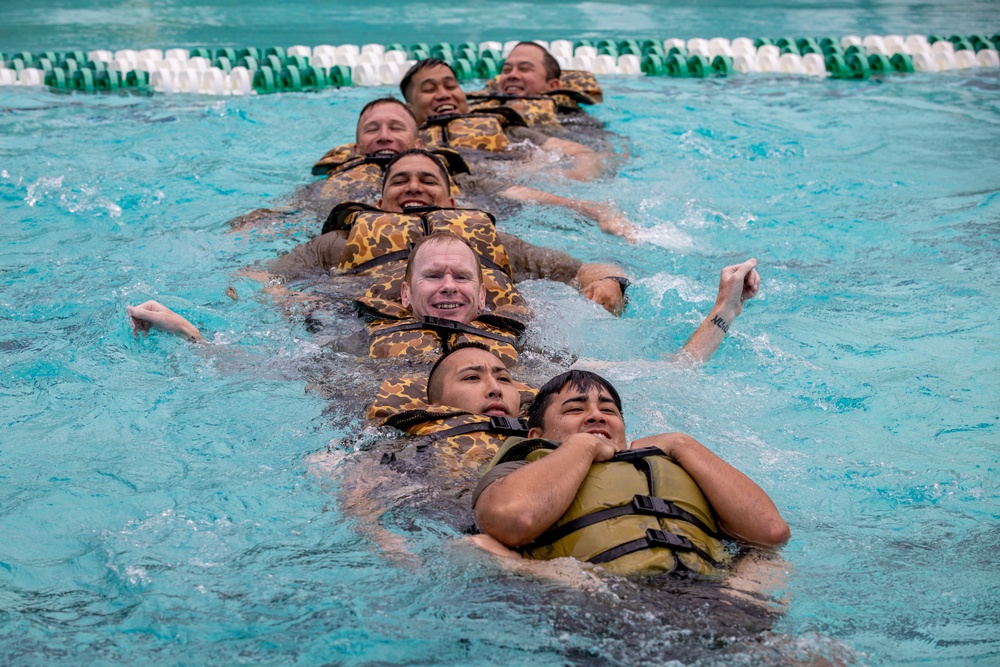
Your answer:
1;34;996;95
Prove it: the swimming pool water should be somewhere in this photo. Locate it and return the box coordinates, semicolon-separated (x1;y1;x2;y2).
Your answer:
2;2;999;665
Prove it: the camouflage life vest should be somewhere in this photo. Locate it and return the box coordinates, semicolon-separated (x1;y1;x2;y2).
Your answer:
363;308;525;366
417;107;527;152
324;202;530;321
482;439;732;577
471;69;603;119
310;144;469;198
367;375;535;475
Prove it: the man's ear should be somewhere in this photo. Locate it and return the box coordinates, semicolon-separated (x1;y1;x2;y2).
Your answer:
376;197;383;209
448;196;456;207
546;78;560;91
527;427;543;439
415;135;424;148
400;281;411;308
477;283;486;312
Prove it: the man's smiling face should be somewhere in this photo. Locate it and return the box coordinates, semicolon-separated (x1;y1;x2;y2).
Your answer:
529;383;627;449
401;237;486;324
407;64;470;124
378;153;453;211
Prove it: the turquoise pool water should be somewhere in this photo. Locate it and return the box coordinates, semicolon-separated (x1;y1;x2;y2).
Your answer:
2;2;999;665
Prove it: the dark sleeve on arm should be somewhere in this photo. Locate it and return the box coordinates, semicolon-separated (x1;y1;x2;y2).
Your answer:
471;460;530;508
269;231;348;279
499;232;583;284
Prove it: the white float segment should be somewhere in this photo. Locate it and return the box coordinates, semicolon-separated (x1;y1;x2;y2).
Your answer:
502;41;519;57
574;45;597;59
663;38;685;52
335;44;361;58
731;38;755;57
930;40;955;56
549;40;573;59
778;53;805;74
732;54;758;73
18;68;44;86
351;63;378;86
164;48;188;63
977;49;1000;67
378;62;403;85
594;54;619;74
571;55;596;72
288;45;311;58
229;66;252;95
906;35;931;54
383;50;407;64
757;44;780;60
360;43;385;57
911;52;938;72
954;50;978;69
617;54;641;74
0;68;17;85
757;52;780;72
199;68;226;94
802;53;827;76
187;57;211;72
138;48;163;62
687;38;709;57
841;35;862;48
313;45;336;58
933;49;957;71
88;50;113;63
863;35;888;56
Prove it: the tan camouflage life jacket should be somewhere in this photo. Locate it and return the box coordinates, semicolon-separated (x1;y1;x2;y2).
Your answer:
417;107;527;152
471;70;603;121
324;201;529;318
367;375;535;476
311;144;469;197
482;439;732;577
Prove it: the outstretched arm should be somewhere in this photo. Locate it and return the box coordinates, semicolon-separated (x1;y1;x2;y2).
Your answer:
474;433;617;546
500;185;638;242
632;432;790;547
679;258;760;363
127;300;204;342
540;136;604;181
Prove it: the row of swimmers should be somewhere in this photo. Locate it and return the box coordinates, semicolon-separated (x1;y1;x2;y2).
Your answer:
128;42;789;579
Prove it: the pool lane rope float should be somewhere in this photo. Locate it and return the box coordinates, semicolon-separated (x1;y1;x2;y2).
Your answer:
1;34;997;95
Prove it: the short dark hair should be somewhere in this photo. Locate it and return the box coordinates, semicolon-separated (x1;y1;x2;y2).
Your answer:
427;341;494;404
513;42;561;81
355;97;416;143
382;148;451;194
526;370;623;431
400;58;457;100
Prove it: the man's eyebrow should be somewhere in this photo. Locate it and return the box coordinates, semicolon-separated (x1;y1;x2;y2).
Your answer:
455;363;487;374
559;394;589;407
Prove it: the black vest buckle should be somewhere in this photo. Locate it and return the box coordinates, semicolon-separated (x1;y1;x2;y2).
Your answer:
488;416;529;435
611;446;661;463
645;528;697;552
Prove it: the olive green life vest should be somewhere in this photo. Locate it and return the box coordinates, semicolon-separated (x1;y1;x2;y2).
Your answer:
484;438;732;576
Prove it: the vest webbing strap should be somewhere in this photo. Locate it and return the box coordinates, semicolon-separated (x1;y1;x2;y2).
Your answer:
433;416;529;439
588;528;714;566
346;247;412;274
376;316;518;346
520;494;716;552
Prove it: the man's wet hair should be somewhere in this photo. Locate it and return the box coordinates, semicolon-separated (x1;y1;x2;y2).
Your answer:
527;370;623;431
382;148;451;194
355;97;417;142
404;231;482;285
426;341;495;404
512;42;562;82
400;58;458;100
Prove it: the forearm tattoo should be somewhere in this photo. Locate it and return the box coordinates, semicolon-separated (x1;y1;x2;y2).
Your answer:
711;315;730;333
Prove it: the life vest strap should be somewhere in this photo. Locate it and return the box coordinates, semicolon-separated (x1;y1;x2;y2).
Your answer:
521;493;716;553
376;316;519;346
434;416;529;439
588;528;712;566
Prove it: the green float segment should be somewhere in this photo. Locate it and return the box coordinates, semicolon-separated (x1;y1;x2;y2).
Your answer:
1;33;997;95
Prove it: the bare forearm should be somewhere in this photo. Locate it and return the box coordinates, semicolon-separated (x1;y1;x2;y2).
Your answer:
475;439;597;546
679;305;737;363
636;433;790;547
